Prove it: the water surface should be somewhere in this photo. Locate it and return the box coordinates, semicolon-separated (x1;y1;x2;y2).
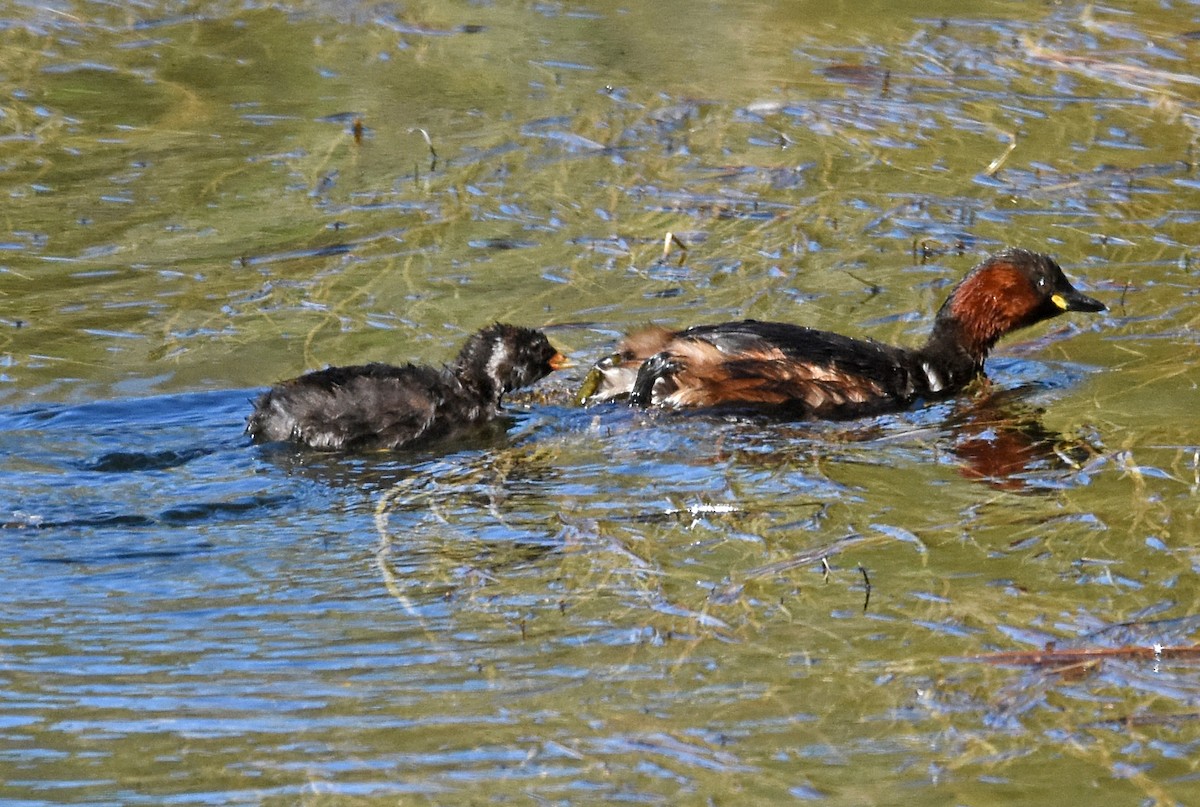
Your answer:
2;1;1200;804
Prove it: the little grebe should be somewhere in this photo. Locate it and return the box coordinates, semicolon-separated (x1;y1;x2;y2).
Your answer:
580;248;1105;418
247;323;567;450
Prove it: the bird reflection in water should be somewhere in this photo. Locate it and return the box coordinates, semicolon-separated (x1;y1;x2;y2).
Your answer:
941;387;1103;491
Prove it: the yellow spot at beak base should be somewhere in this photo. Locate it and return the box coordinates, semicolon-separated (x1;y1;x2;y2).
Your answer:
1050;293;1069;311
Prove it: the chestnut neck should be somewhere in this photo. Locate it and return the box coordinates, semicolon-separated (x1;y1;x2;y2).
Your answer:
914;261;1039;380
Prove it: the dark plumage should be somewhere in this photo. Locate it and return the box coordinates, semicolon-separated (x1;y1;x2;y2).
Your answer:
247;323;566;451
580;248;1105;418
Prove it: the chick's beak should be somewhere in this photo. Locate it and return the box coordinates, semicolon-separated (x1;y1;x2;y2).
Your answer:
548;352;573;371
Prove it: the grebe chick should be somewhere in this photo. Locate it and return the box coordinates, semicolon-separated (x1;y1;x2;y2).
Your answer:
248;323;567;450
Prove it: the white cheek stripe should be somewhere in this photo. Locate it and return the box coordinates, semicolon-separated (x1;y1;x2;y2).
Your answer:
485;335;507;381
922;361;944;392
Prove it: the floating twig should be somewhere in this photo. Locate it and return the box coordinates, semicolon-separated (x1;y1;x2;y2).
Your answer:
662;231;688;265
1088;711;1200;730
985;131;1017;177
409;126;439;170
1026;37;1200;90
970;642;1200;668
740;533;866;581
842;269;882;295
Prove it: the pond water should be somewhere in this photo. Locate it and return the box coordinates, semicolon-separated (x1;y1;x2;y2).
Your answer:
2;0;1199;804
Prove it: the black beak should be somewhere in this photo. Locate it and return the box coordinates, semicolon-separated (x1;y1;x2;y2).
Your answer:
1053;286;1106;313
